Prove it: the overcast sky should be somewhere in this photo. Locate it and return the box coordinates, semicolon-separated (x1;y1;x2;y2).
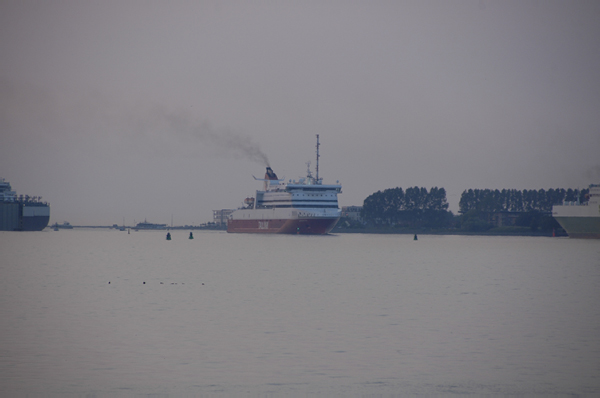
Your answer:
1;0;599;225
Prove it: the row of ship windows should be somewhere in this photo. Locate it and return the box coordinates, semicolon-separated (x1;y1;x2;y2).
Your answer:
288;187;339;191
293;194;335;197
267;195;335;200
261;199;338;204
259;203;338;207
256;205;339;209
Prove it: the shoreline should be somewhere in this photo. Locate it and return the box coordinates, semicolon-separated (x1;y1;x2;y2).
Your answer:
44;225;567;237
334;226;566;237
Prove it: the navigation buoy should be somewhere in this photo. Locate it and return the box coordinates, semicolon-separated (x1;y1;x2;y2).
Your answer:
166;232;171;240
414;234;418;240
189;232;194;239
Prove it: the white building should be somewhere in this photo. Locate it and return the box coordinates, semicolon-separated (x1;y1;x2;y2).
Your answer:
341;206;363;221
213;209;235;226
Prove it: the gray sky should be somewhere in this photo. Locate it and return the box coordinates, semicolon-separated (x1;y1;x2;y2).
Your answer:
2;0;599;225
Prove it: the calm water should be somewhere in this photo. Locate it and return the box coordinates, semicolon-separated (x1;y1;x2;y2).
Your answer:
0;229;599;397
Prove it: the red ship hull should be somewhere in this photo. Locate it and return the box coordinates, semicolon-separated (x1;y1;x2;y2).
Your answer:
227;217;339;234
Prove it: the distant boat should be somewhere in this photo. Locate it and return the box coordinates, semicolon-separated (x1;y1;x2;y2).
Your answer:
135;219;167;230
53;222;73;229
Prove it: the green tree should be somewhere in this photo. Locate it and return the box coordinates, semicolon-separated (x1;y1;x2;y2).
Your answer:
363;186;452;228
460;209;492;232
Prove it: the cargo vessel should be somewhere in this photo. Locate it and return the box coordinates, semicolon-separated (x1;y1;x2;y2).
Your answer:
552;183;600;238
0;178;50;231
227;136;342;234
134;219;168;230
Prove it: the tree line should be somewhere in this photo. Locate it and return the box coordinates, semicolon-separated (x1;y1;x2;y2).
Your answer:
458;188;589;214
360;187;452;228
354;186;589;231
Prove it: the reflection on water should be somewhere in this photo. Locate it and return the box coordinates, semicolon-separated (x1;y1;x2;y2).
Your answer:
0;230;599;396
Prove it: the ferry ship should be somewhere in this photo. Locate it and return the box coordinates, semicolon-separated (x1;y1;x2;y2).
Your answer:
552;183;600;238
0;178;50;231
227;136;342;234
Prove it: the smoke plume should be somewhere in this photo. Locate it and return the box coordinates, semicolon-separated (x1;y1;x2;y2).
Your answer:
159;106;270;166
1;81;271;168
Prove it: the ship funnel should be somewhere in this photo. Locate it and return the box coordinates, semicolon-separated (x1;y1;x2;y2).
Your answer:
265;167;279;180
263;167;279;190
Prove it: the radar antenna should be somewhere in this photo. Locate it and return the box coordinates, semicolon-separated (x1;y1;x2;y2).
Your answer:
315;134;320;183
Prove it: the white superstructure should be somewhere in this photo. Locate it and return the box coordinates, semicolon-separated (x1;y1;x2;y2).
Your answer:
552;184;600;238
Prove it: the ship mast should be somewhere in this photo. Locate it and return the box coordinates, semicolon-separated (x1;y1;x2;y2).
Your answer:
315;134;320;183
